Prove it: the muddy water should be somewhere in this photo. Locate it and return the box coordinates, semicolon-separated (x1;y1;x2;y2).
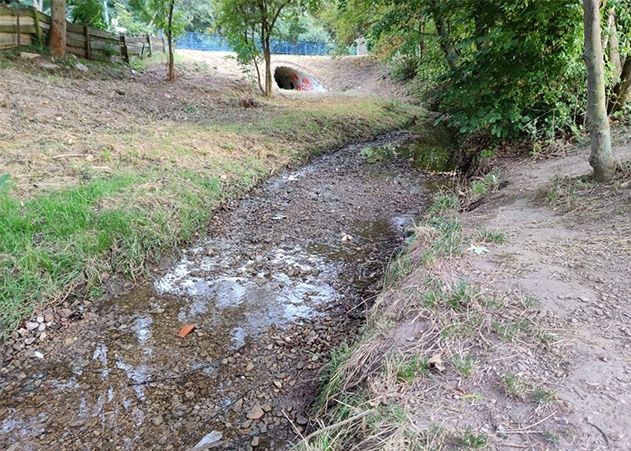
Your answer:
0;132;433;450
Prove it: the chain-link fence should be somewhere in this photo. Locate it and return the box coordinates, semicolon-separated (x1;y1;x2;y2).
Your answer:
176;32;335;56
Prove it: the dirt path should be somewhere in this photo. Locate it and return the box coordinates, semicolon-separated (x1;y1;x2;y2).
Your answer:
0;133;434;450
458;145;631;449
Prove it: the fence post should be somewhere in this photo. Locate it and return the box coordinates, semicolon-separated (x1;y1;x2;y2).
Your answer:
83;25;92;59
120;34;129;63
146;34;152;57
32;8;44;51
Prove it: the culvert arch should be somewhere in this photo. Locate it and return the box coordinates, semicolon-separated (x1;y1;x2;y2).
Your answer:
273;65;325;92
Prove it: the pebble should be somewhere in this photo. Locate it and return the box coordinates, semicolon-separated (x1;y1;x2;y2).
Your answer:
25;322;39;331
247;405;264;420
152;416;164;426
192;430;222;449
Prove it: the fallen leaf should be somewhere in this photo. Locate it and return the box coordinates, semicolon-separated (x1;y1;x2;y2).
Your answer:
178;324;196;338
428;353;445;372
468;244;489;254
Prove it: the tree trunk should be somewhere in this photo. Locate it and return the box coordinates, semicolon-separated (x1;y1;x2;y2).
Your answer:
418;20;425;57
583;0;615;182
430;3;457;69
50;0;66;57
608;9;622;77
263;40;272;97
167;0;175;81
609;57;631;114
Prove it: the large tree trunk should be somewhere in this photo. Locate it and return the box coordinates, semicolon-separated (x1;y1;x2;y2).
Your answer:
583;0;615;182
167;0;175;81
50;0;66;57
609;57;631;114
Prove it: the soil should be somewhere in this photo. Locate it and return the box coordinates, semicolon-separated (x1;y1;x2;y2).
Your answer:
0;133;436;450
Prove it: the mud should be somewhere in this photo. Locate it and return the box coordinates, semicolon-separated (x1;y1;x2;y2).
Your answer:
0;132;436;450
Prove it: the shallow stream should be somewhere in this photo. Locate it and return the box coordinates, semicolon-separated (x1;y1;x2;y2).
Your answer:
0;132;438;450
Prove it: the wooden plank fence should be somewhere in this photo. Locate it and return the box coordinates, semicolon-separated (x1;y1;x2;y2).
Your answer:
0;5;164;62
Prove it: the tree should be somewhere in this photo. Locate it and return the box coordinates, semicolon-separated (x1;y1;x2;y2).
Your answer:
216;0;313;96
50;0;67;57
149;0;185;80
583;0;615;181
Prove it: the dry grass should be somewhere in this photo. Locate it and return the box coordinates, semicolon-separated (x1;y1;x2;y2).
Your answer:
541;160;631;217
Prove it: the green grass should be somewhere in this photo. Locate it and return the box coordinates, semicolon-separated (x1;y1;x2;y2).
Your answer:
532;387;557;404
453;354;476;378
492;319;532;342
455;429;488;449
477;229;507;244
501;374;530;399
0;169;226;333
448;279;479;310
395;355;430;382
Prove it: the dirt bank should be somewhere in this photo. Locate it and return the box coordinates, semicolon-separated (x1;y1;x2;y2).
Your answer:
301;136;631;450
0;133;442;450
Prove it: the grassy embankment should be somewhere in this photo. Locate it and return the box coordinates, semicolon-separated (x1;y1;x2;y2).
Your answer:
298;171;562;450
0;52;425;334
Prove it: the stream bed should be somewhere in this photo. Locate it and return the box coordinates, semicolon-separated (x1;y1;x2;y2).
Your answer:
0;132;436;450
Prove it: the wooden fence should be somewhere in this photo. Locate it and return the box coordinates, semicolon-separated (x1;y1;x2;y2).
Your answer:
0;6;164;62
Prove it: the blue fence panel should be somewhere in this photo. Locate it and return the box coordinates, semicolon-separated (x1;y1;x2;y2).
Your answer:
176;32;334;56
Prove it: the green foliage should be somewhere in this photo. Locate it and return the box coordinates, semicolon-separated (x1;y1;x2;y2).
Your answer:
360;143;397;163
113;0;152;35
323;0;613;143
70;0;107;29
150;0;186;38
438;1;585;140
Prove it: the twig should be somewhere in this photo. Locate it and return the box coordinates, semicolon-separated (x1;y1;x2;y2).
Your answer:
51;153;86;159
586;419;610;447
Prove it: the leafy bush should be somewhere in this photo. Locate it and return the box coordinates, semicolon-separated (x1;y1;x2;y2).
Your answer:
70;0;107;30
437;1;585;140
